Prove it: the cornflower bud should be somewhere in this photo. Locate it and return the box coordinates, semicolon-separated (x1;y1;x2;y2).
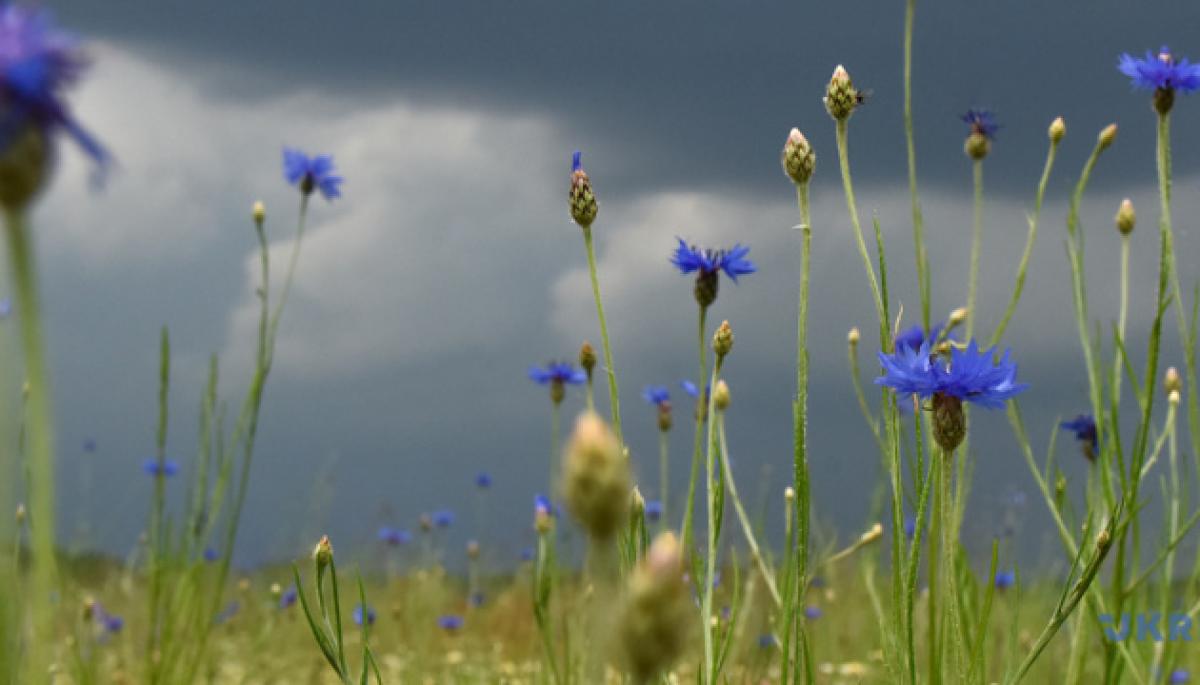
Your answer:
569;151;598;228
1165;366;1182;394
1116;198;1135;235
1098;123;1118;151
781;128;816;185
313;535;333;571
579;341;597;381
563;412;630;540
618;532;689;682
824;65;861;121
1049;117;1066;143
713;320;734;360
714;379;731;411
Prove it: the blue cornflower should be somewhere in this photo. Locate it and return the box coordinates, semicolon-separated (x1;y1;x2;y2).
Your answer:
203;547;219;562
279;586;298;610
757;634;776;649
0;298;11;319
528;362;586;386
961;108;1000;139
670;238;756;282
282;148;343;200
519;547;535;562
642;385;670;408
439;614;464;631
1119;47;1200;94
894;322;952;352
475;471;492;489
82;437;96;453
534;493;558;518
903;515;917;540
214;600;239;625
876;340;1027;409
432;509;454;529
1060;414;1098;462
803;605;823;620
1170;669;1191;684
645;500;663;523
377;526;411;546
681;380;700;398
994;571;1016;590
0;4;108;177
142;458;179;478
352;604;376;627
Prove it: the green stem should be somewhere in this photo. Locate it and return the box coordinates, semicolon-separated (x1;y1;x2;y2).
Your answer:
658;430;669;526
792;180;813;668
701;357;722;684
550;401;561;494
680;305;708;555
834;118;885;343
716;414;780;606
580;226;622;443
1113;235;1130;402
966;160;983;342
990;134;1060;346
903;0;929;332
5;209;57;684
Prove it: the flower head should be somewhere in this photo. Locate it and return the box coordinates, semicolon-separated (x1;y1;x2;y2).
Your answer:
282;148;343;200
803;605;823;620
994;570;1016;590
432;509;454;529
569;150;598;227
642;385;670;408
645;499;663;523
279;586;298;609
377;526;411;546
142;458;179;478
528;362;586;386
961;109;1000;140
352;604;376;627
681;380;700;399
1060;414;1098;462
876;340;1026;408
474;471;492;489
903;515;917;540
202;547;219;562
670;238;756;283
439;614;464;631
1118;47;1200;93
1170;669;1191;684
0;3;108;207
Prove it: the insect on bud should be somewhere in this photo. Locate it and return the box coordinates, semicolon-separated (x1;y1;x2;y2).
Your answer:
1115;199;1135;235
824;65;862;121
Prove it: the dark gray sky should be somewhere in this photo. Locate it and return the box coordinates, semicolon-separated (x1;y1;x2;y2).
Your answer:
24;0;1200;570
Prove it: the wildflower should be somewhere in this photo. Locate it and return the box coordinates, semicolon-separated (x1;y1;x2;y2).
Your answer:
529;361;586;405
377;526;411;546
758;634;777;649
279;586;298;609
352;604;376;627
645;499;663;523
563;412;630;539
282;148;343;200
962;108;998;160
994;571;1016;590
804;605;823;620
713;320;734;360
670;238;756;308
203;547;219;562
312;535;333;570
903;516;916;540
432;509;455;529
519;547;535;562
438;614;464;632
82;437;96;453
474;471;492;489
1118;46;1200;114
681;380;700;398
823;65;863;121
1098;123;1118;150
141;458;179;478
642;386;670;408
1060;414;1098;462
568;151;598;228
894;321;954;353
875;339;1027;451
781;128;816;185
0;3;109;210
617;532;689;681
1170;669;1191;684
96;608;123;634
1048;116;1066;143
252;200;265;224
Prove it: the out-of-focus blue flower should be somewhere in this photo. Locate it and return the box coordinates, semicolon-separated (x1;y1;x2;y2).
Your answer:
283;148;343;200
1060;414;1098;461
876;340;1027;408
0;298;11;319
469;592;485;608
803;605;823;620
642;385;670;408
519;547;534;562
810;576;826;589
528;362;586;386
894;322;952;352
214;600;239;625
432;510;454;529
670;238;756;282
438;614;464;631
534;493;559;518
353;604;376;627
961;109;1000;139
994;571;1016;590
377;526;412;546
0;4;108;168
82;437;96;453
475;472;492;489
1170;669;1191;684
757;633;776;649
142;458;179;478
681;380;699;399
203;547;219;562
903;515;917;540
93;603;123;634
645;500;663;523
279;586;298;610
1119;47;1200;93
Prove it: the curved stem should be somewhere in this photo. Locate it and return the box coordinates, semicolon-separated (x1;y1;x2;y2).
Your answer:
834;119;885;341
581;226;622;443
5;210;57;684
716;414;780;606
701;357;722;684
680;305;708;554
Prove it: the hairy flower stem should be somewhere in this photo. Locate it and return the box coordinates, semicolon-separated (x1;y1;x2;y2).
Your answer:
658;431;669;526
991;133;1060;347
680;305;708;555
550;402;560;494
701;357;723;684
966;160;983;343
939;447;967;679
792;180;814;661
5;209;57;684
580;226;622;444
834;118;885;343
1113;234;1131;401
903;0;930;332
716;415;779;606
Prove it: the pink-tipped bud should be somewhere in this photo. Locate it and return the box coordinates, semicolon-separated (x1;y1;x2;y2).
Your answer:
781;128;816;185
